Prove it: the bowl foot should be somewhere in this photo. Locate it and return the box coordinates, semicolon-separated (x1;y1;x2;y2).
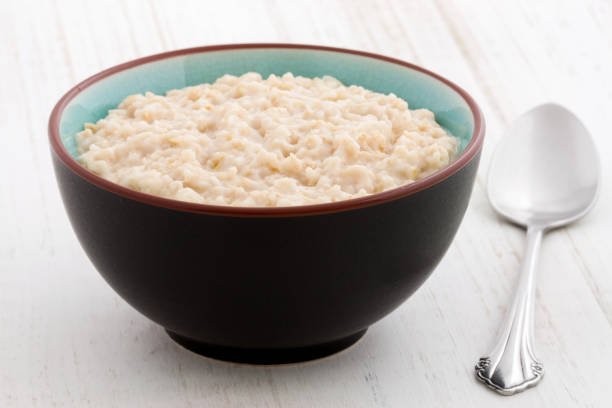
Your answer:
166;329;367;365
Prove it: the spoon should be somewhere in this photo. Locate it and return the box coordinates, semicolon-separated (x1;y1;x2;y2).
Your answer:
474;103;600;395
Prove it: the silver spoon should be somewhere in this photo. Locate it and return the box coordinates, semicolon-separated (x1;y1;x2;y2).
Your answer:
474;103;600;395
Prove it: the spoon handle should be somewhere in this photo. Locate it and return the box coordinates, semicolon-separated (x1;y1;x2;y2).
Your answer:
475;226;544;395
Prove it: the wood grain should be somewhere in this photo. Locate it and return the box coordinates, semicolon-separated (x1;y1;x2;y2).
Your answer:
1;0;611;406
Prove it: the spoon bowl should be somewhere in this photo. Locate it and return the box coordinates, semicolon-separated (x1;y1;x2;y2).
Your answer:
488;103;600;228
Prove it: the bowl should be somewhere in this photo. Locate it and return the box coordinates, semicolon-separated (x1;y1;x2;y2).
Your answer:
49;44;485;364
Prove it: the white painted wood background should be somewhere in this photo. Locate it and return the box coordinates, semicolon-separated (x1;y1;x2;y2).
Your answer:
1;0;611;406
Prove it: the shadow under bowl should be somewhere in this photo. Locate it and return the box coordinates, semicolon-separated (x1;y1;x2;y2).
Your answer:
49;44;485;364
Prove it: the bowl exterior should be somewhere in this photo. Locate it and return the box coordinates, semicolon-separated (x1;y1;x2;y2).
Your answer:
52;148;481;350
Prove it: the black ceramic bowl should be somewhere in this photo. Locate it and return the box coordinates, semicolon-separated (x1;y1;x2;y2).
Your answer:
49;44;484;364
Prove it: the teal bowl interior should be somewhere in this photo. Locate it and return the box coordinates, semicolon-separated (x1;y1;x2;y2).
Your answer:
59;47;474;159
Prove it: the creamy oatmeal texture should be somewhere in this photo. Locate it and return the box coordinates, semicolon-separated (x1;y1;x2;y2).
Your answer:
76;73;459;207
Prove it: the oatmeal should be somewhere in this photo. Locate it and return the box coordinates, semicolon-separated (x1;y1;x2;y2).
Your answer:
76;72;459;206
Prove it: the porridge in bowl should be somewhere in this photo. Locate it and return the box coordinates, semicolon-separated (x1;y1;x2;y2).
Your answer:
76;72;458;207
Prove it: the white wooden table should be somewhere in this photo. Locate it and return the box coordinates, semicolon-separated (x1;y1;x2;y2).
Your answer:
1;0;611;406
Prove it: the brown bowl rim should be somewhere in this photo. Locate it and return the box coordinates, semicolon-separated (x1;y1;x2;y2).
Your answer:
49;43;485;218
